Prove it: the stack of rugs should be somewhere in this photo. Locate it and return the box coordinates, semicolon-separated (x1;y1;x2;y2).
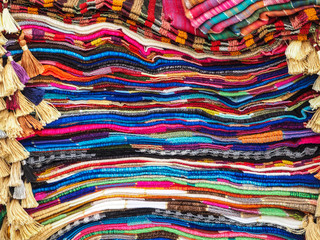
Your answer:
0;0;320;239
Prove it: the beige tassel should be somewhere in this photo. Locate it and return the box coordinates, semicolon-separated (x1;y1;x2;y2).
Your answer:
35;100;61;125
303;215;320;240
19;36;44;79
1;70;16;98
7;199;42;239
0;138;10;158
0;157;10;177
29;224;52;240
0;177;10;205
0;58;3;73
4;138;29;163
0;13;4;33
2;56;25;98
306;109;320;133
0;217;9;240
302;41;313;57
310;96;320;110
8;161;22;187
0;109;9;131
316;194;320;218
9;228;23;240
285;40;307;61
307;48;320;74
0;45;6;56
7;199;34;226
14;91;35;117
287;58;305;75
0;98;5;111
313;75;320;92
19;222;43;240
2;0;21;33
0;32;7;46
0;83;5;98
21;181;39;209
5;112;23;139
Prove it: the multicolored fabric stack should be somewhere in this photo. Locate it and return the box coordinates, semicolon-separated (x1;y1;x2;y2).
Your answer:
0;0;320;240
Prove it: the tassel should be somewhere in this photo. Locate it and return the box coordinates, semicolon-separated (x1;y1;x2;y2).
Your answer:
310;96;320;110
0;138;10;158
22;87;45;106
2;54;25;97
35;100;60;125
0;83;5;98
21;160;37;183
302;41;313;58
313;75;320;92
0;10;4;33
19;32;44;78
2;0;21;33
5;91;20;111
307;48;320;74
0;157;10;177
0;57;3;71
17;116;35;138
0;45;6;56
21;181;39;208
19;221;43;240
5;112;22;139
19;115;43;131
4;138;29;163
1;67;15;98
8;161;22;187
285;40;308;61
0;177;10;204
13;179;26;199
0;217;9;240
7;199;31;226
303;215;320;240
9;229;23;240
0;32;7;46
29;224;51;240
7;199;43;239
0;109;9;131
306;109;320;133
0;130;6;138
316;195;320;218
0;98;6;111
11;60;30;85
287;58;305;75
14;91;35;117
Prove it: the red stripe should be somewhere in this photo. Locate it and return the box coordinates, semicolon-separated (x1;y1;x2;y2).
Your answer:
145;0;157;28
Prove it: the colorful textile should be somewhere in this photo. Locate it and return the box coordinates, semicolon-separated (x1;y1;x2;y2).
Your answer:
0;0;320;240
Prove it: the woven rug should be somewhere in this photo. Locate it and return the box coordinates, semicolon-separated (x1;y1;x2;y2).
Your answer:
0;0;320;240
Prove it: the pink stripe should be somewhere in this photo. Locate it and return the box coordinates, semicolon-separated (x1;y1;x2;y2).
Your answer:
136;181;174;187
299;136;320;145
51;82;77;90
274;75;302;88
202;200;230;209
73;223;285;240
36;124;168;135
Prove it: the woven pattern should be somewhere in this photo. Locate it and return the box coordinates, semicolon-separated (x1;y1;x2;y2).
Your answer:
0;0;319;240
